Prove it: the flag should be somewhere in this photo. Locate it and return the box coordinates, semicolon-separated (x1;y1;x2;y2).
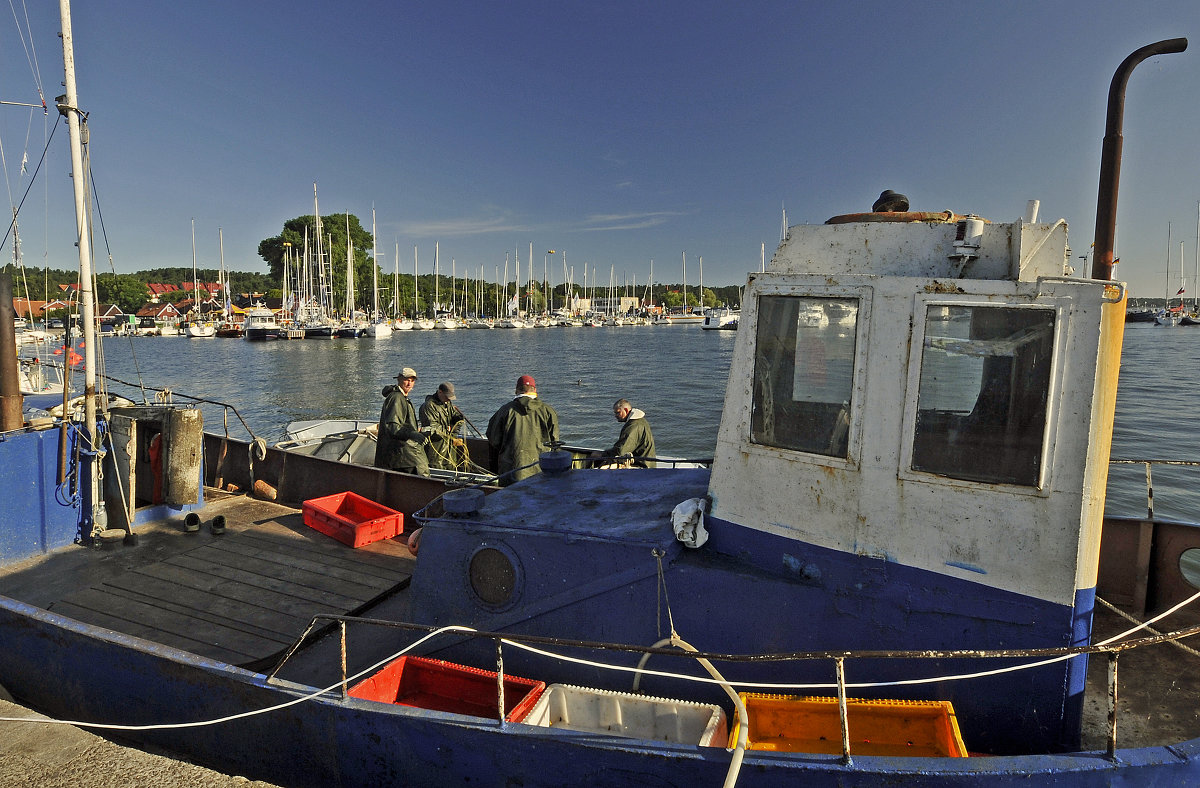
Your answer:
547;250;556;254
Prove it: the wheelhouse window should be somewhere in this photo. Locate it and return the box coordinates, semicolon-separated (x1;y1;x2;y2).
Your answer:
751;295;858;458
911;305;1054;486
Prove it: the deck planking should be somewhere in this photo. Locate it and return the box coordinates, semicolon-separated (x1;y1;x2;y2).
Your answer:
37;494;415;667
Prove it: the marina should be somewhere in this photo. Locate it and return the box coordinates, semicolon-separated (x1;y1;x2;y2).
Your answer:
3;4;1200;785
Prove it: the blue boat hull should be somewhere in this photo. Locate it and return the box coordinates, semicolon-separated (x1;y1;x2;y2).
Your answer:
1;597;1198;787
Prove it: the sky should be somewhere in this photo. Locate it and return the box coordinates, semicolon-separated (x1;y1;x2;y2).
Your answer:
0;1;1197;298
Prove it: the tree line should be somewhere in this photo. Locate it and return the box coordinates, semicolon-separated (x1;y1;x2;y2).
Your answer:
257;213;745;318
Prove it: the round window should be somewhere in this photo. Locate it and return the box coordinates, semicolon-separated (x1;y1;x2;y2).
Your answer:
1180;548;1200;590
469;546;518;607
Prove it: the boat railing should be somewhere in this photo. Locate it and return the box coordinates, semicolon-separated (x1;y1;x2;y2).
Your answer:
1110;457;1200;520
267;607;1200;762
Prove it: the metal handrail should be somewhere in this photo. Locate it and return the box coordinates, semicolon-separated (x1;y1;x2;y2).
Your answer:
266;611;1200;759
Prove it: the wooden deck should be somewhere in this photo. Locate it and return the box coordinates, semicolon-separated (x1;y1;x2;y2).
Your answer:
0;491;415;668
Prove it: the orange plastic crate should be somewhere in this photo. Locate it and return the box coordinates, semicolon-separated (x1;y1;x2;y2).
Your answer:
729;694;968;757
348;656;545;722
302;491;403;547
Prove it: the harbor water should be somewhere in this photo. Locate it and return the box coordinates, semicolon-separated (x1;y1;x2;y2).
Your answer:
63;321;1199;521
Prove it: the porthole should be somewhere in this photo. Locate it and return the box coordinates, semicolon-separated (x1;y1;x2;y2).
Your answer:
1180;548;1200;590
469;545;521;608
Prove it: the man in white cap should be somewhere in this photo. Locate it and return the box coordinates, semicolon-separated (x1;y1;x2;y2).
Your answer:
419;381;466;471
374;367;430;476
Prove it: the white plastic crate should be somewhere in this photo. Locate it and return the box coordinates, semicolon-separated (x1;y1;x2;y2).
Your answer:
524;683;727;746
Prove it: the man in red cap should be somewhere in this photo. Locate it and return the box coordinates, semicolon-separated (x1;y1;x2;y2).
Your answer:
486;374;559;485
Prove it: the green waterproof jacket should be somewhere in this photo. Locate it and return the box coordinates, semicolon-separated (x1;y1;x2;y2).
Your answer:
486;394;560;485
607;408;656;467
419;394;465;470
374;385;429;475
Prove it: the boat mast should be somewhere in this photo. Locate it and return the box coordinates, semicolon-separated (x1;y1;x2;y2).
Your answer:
190;219;199;323
371;208;379;321
57;0;105;535
1165;222;1172;310
682;251;687;311
345;214;354;320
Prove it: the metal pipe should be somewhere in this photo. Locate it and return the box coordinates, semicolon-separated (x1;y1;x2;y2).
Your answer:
1092;38;1187;281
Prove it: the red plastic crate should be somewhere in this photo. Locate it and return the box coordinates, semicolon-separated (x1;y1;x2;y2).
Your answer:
302;491;403;547
348;656;545;722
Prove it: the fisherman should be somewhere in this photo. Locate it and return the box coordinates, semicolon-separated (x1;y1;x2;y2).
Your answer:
420;381;466;471
600;398;656;468
374;367;430;476
486;374;559;485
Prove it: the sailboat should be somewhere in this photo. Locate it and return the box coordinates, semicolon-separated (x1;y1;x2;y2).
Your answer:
411;244;435;330
365;209;392;338
1182;203;1200;326
1155;223;1182;327
391;241;413;330
214;229;244;337
184;220;215;337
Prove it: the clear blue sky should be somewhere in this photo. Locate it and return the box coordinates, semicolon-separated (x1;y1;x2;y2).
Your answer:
0;1;1197;298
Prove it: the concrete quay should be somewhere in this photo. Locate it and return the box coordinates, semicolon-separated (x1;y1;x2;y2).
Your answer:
0;697;280;788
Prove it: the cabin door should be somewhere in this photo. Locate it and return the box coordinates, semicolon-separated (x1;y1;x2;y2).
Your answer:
103;413;136;532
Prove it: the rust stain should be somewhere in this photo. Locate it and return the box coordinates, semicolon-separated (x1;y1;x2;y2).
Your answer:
923;280;966;294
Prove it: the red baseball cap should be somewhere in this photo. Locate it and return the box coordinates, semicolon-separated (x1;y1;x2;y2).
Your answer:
517;374;536;388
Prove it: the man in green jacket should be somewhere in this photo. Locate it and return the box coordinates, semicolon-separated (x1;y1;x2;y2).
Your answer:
374;367;430;476
420;381;465;470
603;398;656;467
486;374;559;485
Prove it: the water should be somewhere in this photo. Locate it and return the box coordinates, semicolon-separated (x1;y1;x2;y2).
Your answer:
92;326;738;459
81;322;1197;520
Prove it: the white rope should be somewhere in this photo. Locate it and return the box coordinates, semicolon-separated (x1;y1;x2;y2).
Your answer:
0;625;475;732
5;590;1199;733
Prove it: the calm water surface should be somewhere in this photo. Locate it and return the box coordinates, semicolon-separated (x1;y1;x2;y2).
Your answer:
86;322;1195;519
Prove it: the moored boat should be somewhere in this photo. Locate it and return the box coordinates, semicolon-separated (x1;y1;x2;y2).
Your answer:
242;304;280;340
1;30;1199;788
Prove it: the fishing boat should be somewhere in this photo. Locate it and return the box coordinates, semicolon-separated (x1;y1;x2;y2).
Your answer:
3;28;1200;787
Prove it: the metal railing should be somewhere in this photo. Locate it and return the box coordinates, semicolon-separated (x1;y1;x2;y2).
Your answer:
266;611;1200;762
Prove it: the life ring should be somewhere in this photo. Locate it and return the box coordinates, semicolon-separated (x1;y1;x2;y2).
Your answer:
825;211;985;225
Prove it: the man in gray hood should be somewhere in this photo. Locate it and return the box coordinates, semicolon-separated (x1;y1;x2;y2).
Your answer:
604;398;656;468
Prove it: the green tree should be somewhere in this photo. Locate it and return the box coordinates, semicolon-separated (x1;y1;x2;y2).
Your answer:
95;274;152;313
258;214;375;314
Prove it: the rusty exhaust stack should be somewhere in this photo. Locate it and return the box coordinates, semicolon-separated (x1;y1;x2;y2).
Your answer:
1092;38;1187;281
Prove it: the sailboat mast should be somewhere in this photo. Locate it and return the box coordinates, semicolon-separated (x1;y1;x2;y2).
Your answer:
58;0;105;534
190;219;199;321
345;214;354;319
371;208;379;319
1165;222;1173;308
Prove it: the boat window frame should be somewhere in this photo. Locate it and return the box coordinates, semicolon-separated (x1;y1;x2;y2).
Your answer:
742;282;873;470
898;293;1070;495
